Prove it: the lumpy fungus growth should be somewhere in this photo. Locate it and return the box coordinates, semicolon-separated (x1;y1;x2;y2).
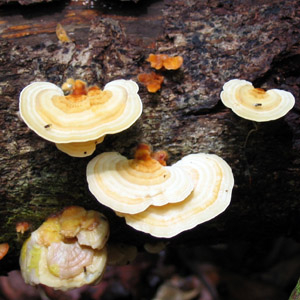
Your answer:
138;72;164;93
19;79;142;157
19;206;109;291
147;54;183;70
220;79;295;122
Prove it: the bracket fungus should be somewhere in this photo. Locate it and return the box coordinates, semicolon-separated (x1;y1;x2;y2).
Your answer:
138;72;164;93
19;79;142;157
220;79;295;122
147;54;183;70
119;153;234;238
16;221;30;234
86;144;194;214
0;243;9;260
19;206;109;291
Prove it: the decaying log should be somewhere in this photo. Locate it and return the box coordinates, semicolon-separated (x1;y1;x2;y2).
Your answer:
0;0;300;274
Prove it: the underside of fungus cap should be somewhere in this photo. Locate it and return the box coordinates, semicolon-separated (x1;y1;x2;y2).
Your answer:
86;149;194;214
19;79;142;143
19;206;109;291
220;79;295;122
119;153;234;238
55;136;105;157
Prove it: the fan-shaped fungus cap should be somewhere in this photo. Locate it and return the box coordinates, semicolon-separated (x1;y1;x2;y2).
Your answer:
220;79;295;122
120;153;234;238
19;206;109;291
86;144;194;214
147;54;183;70
138;72;164;93
19;79;142;155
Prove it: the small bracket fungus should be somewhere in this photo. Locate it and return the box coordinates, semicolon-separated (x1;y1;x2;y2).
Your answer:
86;144;194;214
56;23;71;43
138;72;164;93
220;79;295;122
19;206;109;291
119;153;234;238
147;54;183;70
19;79;142;157
0;243;9;260
16;221;30;234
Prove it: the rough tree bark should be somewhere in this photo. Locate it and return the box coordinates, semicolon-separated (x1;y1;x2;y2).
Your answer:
0;0;300;274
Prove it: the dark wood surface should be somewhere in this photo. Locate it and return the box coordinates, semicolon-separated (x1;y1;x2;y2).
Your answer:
1;0;300;273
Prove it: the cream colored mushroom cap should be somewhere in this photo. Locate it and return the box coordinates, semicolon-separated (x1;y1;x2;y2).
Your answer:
86;152;194;214
19;206;109;291
20;236;107;291
220;79;295;122
120;153;234;238
19;79;142;143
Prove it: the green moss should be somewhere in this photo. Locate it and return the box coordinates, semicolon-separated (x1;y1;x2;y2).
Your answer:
289;278;300;300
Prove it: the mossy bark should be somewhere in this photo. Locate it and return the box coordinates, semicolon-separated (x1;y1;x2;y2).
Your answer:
0;0;300;274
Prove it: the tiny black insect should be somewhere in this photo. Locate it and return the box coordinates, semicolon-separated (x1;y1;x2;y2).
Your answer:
44;124;52;128
254;103;262;107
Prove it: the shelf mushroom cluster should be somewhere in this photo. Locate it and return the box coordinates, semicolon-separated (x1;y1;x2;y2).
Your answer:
19;206;109;291
19;79;142;157
86;144;234;238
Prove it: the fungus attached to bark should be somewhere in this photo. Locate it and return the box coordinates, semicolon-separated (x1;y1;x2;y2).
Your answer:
19;206;109;291
138;72;164;93
147;54;183;70
0;243;9;260
86;144;194;214
220;79;295;122
19;79;142;157
56;23;71;43
16;222;30;234
119;153;234;238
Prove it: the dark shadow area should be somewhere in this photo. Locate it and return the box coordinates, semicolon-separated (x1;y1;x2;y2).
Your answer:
0;0;68;19
93;0;163;16
0;237;299;299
